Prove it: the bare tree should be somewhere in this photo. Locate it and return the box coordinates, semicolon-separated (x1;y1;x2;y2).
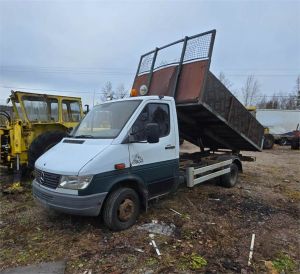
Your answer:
256;94;268;109
101;81;113;101
218;71;239;97
241;75;260;106
114;84;128;99
295;75;300;108
256;92;298;110
100;82;128;101
255;76;300;110
218;72;233;89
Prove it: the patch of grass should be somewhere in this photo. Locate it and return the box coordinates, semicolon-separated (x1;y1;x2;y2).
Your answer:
181;213;190;220
285;190;300;201
124;254;137;264
70;258;86;269
145;257;158;266
272;253;296;273
178;253;207;270
189;253;207;270
16;250;32;263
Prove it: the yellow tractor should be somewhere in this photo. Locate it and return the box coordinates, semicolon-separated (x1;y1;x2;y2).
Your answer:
0;90;84;177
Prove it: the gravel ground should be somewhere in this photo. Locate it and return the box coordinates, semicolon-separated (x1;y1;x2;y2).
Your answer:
0;144;299;273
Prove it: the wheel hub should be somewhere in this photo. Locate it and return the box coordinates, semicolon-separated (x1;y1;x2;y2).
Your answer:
118;198;135;222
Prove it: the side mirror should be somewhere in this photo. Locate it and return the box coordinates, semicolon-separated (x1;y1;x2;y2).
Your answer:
84;104;89;114
146;123;159;143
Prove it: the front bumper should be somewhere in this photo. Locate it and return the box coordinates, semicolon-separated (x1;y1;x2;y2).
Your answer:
32;179;107;216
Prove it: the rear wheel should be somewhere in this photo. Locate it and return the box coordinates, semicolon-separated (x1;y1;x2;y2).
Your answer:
278;138;287;146
28;131;67;170
179;138;184;145
263;134;274;149
291;137;300;150
103;187;140;231
220;163;239;188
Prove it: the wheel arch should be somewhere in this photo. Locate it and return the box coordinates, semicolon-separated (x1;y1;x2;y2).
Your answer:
216;154;243;173
232;158;243;173
103;175;149;212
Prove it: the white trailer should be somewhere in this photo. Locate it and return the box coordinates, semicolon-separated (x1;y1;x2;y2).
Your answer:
256;109;300;147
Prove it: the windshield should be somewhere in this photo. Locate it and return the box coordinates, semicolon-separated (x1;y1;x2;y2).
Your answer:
22;96;58;122
72;100;141;138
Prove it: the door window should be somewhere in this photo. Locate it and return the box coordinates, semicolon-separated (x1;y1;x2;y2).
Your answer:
132;103;170;141
49;100;58;121
62;100;81;122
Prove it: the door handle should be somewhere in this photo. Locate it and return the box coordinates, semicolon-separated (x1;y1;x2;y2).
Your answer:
165;145;175;150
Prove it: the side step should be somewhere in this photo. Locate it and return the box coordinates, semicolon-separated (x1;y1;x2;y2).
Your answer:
186;159;232;187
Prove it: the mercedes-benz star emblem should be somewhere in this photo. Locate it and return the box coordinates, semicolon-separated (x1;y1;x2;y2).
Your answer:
40;172;45;184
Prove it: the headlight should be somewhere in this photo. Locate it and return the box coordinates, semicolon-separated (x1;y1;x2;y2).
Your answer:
59;175;93;190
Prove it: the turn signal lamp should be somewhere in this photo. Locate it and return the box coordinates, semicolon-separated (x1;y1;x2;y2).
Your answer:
130;88;138;97
115;163;126;170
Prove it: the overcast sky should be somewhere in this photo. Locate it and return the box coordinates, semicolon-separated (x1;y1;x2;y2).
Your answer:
0;0;299;106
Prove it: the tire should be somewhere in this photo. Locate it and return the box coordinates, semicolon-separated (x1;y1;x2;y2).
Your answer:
179;138;184;145
263;134;274;149
278;138;288;146
220;163;239;188
291;137;300;150
103;187;140;231
28;131;67;169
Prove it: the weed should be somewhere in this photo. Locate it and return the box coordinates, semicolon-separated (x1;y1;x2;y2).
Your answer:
178;253;207;270
189;253;207;270
124;254;137;264
285;190;300;201
145;257;158;266
272;253;296;273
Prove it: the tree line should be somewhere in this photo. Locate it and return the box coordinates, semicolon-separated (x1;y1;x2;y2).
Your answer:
219;73;300;110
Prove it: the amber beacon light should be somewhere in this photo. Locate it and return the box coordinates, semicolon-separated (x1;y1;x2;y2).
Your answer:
130;88;138;97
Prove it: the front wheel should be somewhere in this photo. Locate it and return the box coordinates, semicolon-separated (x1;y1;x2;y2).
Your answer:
219;163;239;188
103;187;140;231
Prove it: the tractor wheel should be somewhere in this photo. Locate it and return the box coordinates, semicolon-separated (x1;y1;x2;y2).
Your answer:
263;134;274;149
28;131;67;169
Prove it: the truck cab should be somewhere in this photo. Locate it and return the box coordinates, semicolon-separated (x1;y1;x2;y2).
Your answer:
33;96;180;230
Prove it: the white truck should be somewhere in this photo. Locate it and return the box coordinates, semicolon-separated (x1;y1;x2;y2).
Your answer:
32;30;264;230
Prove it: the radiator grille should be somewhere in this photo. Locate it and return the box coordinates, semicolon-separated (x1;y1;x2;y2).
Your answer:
35;169;61;189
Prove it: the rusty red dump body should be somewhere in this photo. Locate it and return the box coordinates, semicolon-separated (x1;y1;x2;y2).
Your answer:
132;30;264;151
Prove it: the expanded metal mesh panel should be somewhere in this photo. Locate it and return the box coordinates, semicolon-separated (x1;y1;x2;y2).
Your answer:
137;31;214;75
154;42;183;70
184;33;212;62
138;52;155;74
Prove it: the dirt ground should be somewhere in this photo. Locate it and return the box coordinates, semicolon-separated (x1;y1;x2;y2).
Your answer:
0;144;299;273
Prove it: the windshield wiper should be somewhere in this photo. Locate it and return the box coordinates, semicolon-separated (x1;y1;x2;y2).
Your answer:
74;134;95;139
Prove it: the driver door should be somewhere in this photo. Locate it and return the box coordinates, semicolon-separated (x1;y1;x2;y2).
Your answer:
128;101;177;198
